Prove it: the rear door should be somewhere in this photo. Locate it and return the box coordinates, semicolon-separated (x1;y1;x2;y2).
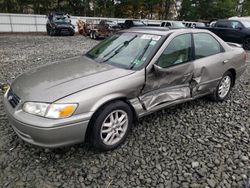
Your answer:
140;33;194;111
191;32;227;96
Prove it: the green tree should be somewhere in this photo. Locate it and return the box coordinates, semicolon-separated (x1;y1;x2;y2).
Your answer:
242;0;250;16
179;0;238;21
179;0;197;20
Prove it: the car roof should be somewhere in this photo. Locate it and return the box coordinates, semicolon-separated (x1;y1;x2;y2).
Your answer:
122;27;172;35
122;27;203;36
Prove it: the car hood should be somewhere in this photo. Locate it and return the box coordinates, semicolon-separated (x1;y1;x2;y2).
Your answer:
11;56;135;102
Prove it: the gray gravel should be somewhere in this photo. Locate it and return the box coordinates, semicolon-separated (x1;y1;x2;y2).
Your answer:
0;34;250;188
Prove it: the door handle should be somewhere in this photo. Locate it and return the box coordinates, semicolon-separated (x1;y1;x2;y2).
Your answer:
223;60;229;64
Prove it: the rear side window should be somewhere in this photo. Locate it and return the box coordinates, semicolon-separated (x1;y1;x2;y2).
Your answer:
193;33;223;59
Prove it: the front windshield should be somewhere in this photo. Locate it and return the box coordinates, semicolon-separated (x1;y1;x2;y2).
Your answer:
86;32;162;69
53;16;70;23
241;21;250;28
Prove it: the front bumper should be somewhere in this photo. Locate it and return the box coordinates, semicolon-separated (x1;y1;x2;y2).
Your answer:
3;92;92;148
56;27;74;35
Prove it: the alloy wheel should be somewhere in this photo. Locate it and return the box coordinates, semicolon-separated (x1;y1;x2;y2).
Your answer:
100;110;128;146
218;75;231;99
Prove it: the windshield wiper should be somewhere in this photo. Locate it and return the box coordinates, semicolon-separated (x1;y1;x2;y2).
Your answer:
128;38;153;70
102;35;137;63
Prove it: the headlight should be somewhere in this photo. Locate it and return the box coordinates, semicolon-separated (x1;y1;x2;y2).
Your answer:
23;102;77;119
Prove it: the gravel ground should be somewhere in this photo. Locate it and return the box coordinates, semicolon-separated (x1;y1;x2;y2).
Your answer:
0;34;250;188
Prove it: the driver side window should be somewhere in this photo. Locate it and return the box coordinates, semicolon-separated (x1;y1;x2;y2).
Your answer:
157;34;192;68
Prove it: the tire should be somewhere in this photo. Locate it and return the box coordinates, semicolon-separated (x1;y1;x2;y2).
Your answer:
93;32;98;40
46;28;50;36
70;30;75;36
210;71;233;102
243;38;250;50
49;29;56;36
90;101;133;151
90;32;93;39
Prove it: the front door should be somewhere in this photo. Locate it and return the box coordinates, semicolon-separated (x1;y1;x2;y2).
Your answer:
140;33;194;111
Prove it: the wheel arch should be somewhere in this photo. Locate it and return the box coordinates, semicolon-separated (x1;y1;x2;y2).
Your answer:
85;96;138;142
226;68;236;87
243;35;250;50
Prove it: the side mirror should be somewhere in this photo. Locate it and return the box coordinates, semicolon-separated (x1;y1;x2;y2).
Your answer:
152;64;172;74
153;64;163;72
236;26;242;30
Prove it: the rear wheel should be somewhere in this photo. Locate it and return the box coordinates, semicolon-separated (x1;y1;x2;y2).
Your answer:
90;101;133;151
211;71;233;102
243;38;250;50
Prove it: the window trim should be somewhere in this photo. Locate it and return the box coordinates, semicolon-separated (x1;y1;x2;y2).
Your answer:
156;33;194;69
192;32;225;60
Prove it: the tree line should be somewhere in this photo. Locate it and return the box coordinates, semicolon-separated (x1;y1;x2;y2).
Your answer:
0;0;249;21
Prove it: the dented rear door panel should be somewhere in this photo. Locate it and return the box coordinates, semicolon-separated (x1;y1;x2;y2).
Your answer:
191;53;227;96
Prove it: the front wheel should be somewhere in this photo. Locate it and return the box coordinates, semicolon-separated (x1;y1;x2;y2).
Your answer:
46;28;50;35
211;71;233;102
70;30;75;36
90;101;133;151
49;29;56;36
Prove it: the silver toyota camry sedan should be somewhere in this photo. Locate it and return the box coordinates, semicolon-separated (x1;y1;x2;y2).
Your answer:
3;27;247;151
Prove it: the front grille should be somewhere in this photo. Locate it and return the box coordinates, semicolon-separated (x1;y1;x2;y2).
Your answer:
7;89;21;108
60;28;70;34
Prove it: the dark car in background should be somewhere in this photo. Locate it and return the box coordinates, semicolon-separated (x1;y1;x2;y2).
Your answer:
120;19;146;29
198;19;250;50
46;12;75;36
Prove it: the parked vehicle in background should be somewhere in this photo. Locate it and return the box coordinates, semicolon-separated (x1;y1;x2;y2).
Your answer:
229;16;250;21
46;12;75;36
120;19;146;29
183;21;206;28
87;19;120;39
160;21;186;29
3;28;247;151
198;19;250;50
209;21;217;27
